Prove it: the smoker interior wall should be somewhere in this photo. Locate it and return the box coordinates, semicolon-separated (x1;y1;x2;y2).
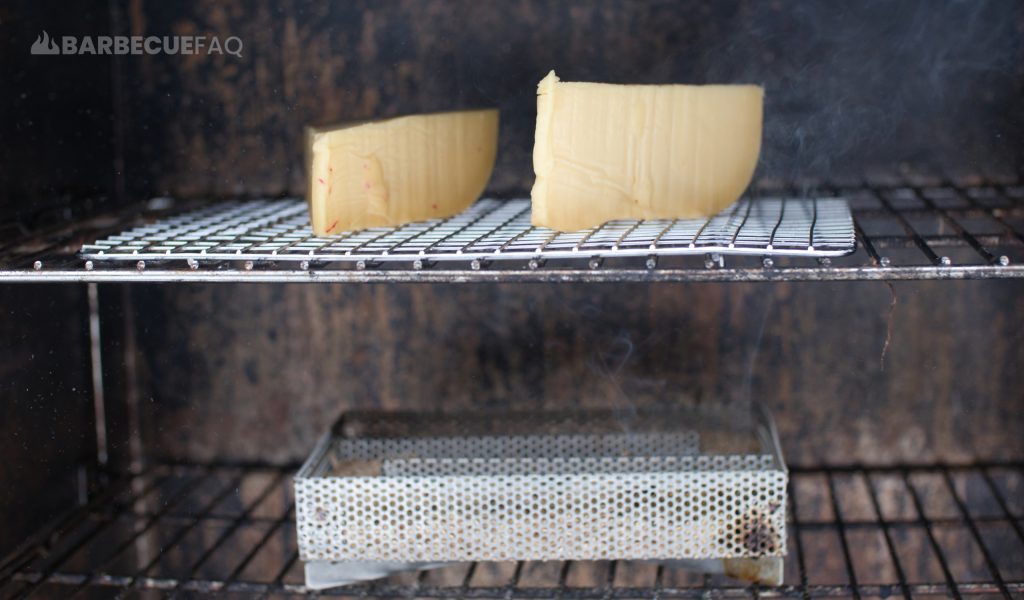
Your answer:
0;286;94;556
0;4;120;558
0;2;117;225
129;281;1024;467
5;1;1021;224
113;0;1024;202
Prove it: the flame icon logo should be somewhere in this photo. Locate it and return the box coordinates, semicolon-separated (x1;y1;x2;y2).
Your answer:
31;31;60;55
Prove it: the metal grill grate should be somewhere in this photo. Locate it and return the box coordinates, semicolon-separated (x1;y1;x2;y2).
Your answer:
2;462;1021;598
2;180;1024;282
78;197;855;263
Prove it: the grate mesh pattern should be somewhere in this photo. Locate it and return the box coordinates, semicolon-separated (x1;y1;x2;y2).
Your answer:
2;462;1023;597
79;197;855;263
3;180;1024;282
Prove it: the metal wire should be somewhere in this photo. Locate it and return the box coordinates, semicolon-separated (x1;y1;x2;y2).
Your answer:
979;468;1024;548
901;468;963;600
1;181;1020;282
823;472;861;600
783;480;810;600
861;472;910;600
939;468;1011;599
77;197;854;263
2;462;1022;598
164;471;289;599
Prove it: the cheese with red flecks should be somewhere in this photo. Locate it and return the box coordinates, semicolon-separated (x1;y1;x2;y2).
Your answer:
306;109;498;235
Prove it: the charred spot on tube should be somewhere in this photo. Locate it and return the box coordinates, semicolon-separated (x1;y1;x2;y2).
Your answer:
720;501;781;556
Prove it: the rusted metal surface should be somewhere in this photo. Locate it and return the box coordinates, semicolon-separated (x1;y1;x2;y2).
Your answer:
0;285;94;556
114;1;1024;200
129;280;1024;467
0;3;117;225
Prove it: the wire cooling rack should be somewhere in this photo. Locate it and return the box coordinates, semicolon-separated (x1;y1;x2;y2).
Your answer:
11;181;1023;283
79;197;855;264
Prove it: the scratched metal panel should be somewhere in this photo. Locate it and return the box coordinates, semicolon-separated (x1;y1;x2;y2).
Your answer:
0;285;94;557
130;280;1024;467
0;2;118;225
115;0;1024;201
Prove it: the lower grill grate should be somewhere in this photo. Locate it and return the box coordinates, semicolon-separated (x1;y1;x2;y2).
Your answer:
1;462;1021;598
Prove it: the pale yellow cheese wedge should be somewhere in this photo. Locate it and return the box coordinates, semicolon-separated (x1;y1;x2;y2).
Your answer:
306;109;498;235
531;71;763;231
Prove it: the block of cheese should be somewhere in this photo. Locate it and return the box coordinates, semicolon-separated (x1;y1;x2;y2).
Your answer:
306;109;498;235
531;71;763;231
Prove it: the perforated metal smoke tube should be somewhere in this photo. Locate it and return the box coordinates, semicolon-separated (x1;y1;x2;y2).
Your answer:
294;407;787;564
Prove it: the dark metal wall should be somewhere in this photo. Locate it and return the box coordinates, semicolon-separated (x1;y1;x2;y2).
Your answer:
4;0;1023;211
0;2;115;557
0;3;118;225
113;0;1024;200
132;280;1024;468
0;286;94;555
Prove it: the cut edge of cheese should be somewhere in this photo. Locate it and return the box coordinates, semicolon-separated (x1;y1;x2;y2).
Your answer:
531;72;558;228
531;70;763;231
307;108;499;236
